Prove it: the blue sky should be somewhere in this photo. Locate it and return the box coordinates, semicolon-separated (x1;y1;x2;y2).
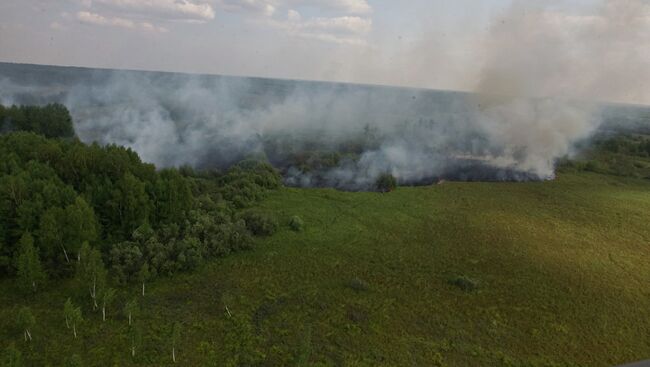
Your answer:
0;0;648;98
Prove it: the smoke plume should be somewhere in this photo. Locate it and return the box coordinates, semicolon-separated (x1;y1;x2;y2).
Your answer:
0;0;648;190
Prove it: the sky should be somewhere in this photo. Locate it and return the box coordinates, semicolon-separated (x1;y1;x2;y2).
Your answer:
0;0;648;101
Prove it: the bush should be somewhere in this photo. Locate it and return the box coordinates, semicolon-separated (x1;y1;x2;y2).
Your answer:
241;210;279;236
347;277;369;292
228;219;255;251
448;275;479;292
288;215;304;232
109;242;143;284
375;173;397;193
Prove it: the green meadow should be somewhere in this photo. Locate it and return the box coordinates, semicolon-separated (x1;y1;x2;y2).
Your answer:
2;171;649;366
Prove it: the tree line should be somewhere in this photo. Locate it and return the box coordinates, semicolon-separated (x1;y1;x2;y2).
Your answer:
1;103;283;364
1;104;281;281
0;103;75;139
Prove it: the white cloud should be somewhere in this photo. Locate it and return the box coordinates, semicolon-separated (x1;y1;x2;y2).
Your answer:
71;0;209;34
76;11;168;32
220;0;371;17
295;31;367;45
221;0;372;45
219;0;277;16
268;13;371;45
289;0;371;15
84;0;215;21
298;16;371;34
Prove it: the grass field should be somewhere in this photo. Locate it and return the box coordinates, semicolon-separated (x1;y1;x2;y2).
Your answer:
1;171;650;366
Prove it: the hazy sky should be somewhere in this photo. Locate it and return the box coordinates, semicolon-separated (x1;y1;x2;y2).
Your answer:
0;0;648;96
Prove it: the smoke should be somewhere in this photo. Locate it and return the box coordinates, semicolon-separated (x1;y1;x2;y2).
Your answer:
65;73;497;188
0;0;648;190
468;0;650;179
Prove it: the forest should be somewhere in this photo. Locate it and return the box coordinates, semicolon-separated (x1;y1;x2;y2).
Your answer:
1;103;290;364
0;103;284;276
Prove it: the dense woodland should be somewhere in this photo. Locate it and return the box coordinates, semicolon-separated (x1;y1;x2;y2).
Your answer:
0;103;288;364
0;104;285;280
0;104;75;139
558;133;650;179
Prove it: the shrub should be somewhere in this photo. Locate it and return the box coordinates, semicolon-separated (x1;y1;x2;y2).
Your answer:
448;275;478;292
375;173;397;193
347;277;369;292
241;210;278;236
288;215;304;232
228;219;254;251
346;306;369;323
110;241;144;284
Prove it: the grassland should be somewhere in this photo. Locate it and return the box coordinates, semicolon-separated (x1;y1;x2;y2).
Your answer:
1;171;650;366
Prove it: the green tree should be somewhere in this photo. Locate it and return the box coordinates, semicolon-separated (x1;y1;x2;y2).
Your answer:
375;173;397;193
76;242;106;309
128;322;142;358
15;232;46;293
64;198;98;259
4;103;74;138
2;343;22;367
0;174;27;262
109;241;142;284
123;299;138;326
101;288;116;322
16;197;44;242
171;322;181;363
17;307;35;342
154;169;192;223
111;173;150;238
138;262;150;296
38;207;69;263
0;241;10;277
64;298;74;329
71;306;82;339
40;103;75;138
154;169;193;225
64;300;82;339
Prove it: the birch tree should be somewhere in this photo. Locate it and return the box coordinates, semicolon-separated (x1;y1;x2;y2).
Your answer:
123;299;138;326
17;307;35;342
171;322;181;363
128;322;142;358
137;263;150;296
64;298;73;329
39;207;70;263
15;232;46;293
64;302;83;339
101;288;116;321
64;197;98;260
77;242;106;310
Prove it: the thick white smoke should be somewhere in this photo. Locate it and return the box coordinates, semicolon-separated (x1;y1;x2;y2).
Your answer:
468;0;650;178
0;0;648;189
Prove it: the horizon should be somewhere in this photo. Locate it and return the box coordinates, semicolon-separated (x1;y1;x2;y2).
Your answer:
1;0;649;105
2;60;649;109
